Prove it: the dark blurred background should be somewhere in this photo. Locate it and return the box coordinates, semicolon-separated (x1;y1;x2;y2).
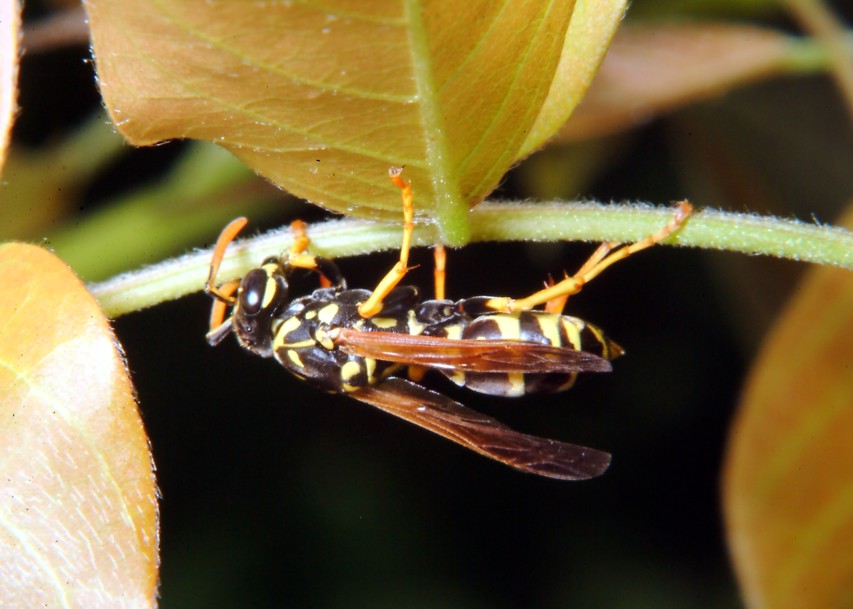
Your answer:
8;1;853;607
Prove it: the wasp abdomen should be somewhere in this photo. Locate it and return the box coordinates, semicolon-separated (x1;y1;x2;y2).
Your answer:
441;312;622;397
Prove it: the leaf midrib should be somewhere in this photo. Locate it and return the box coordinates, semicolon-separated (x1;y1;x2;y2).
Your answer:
404;0;469;244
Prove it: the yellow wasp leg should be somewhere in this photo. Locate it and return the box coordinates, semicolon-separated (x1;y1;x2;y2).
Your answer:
490;201;694;313
433;244;447;301
358;167;417;317
544;241;619;314
283;218;341;288
407;365;429;383
282;219;323;275
288;219;310;256
543;276;567;315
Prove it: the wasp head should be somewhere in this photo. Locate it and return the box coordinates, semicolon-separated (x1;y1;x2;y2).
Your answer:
231;259;289;358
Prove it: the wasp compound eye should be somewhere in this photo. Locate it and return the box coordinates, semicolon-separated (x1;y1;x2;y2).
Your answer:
240;268;270;316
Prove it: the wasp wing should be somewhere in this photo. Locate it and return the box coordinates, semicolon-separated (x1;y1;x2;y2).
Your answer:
333;328;612;373
351;377;611;480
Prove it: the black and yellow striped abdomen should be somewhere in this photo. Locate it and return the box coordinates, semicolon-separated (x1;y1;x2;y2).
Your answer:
439;311;623;397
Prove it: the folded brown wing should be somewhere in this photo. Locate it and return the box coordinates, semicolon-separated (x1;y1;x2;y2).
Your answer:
351;377;611;480
334;328;612;373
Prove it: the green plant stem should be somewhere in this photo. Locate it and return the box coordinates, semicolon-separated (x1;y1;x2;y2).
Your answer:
89;202;853;318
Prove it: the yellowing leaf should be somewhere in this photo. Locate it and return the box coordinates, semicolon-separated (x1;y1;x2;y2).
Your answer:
723;209;853;609
0;244;158;608
84;0;624;243
519;0;627;157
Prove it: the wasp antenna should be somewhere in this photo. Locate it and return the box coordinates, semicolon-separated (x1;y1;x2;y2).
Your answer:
207;279;239;335
206;316;234;346
206;220;247;339
207;217;249;294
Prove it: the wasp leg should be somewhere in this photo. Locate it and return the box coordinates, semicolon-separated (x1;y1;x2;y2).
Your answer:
543;275;567;315
284;219;322;273
488;201;694;312
407;364;429;383
288;219;311;256
433;244;447;301
282;219;348;290
543;241;619;313
287;252;347;290
358;167;417;317
574;240;621;277
286;219;332;284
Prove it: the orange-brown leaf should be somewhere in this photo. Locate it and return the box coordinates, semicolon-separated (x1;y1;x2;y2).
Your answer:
0;243;158;608
561;22;794;141
723;209;853;609
0;0;21;173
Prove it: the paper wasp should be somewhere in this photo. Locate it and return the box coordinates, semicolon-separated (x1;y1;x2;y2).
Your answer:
206;168;692;480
